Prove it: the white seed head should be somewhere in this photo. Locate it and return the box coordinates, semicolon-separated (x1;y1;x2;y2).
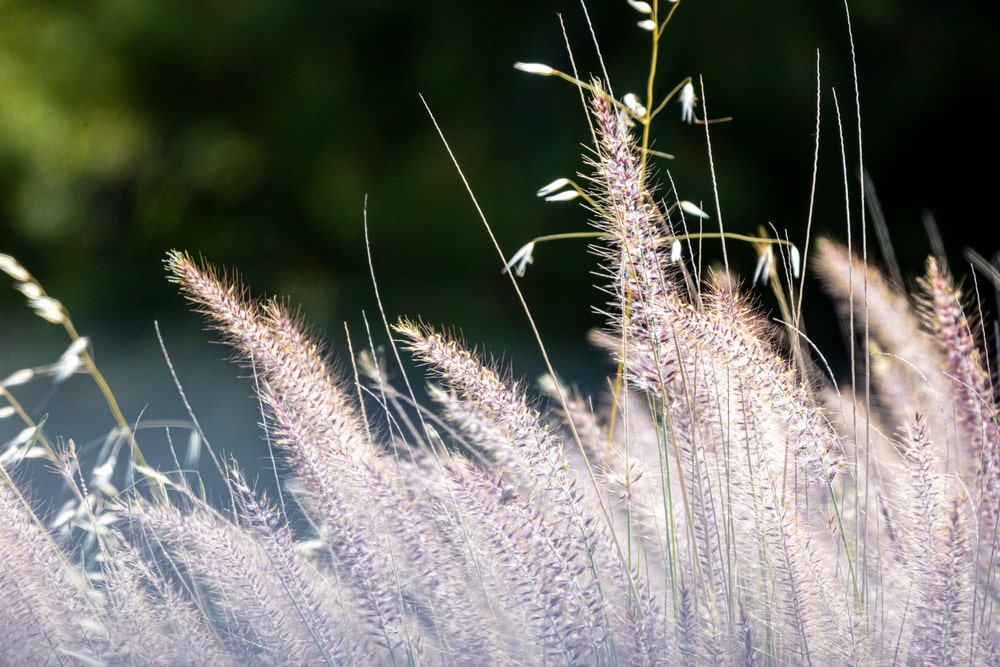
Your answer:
10;425;38;448
536;178;571;197
0;406;16;419
15;281;42;300
679;82;697;124
51;336;90;382
184;429;202;469
514;62;555;76
627;0;653;14
31;295;65;324
537;373;558;396
132;463;172;487
753;246;775;286
0;254;30;282
622;93;647;116
502;242;536;277
50;500;79;530
637;19;658;31
91;460;115;492
2;368;35;388
544;190;580;202
670;240;683;263
679;200;710;219
0;430;47;465
789;245;801;278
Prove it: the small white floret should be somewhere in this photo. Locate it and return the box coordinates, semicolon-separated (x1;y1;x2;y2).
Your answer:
0;254;30;282
789;245;801;279
627;0;653;14
544;190;580;202
31;295;65;324
2;369;35;388
91;459;115;492
502;242;536;277
9;425;38;448
679;200;710;219
184;430;202;469
679;82;697;124
753;246;774;286
670;240;682;263
637;19;658;32
51;337;90;382
623;93;647;117
50;500;78;530
514;62;555;76
15;281;42;300
536;178;570;197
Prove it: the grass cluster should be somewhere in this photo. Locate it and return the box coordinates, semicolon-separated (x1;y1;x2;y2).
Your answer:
2;2;998;664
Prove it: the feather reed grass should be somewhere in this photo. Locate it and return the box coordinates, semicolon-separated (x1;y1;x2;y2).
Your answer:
1;1;998;664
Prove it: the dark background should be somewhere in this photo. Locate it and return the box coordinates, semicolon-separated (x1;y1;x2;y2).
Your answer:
2;1;998;482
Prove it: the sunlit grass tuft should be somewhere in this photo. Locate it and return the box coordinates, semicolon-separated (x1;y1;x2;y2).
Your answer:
1;2;998;665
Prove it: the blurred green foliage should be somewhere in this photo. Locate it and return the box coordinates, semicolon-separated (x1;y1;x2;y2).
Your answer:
1;0;997;364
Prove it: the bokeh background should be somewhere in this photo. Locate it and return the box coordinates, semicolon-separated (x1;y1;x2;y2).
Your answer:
2;1;998;481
